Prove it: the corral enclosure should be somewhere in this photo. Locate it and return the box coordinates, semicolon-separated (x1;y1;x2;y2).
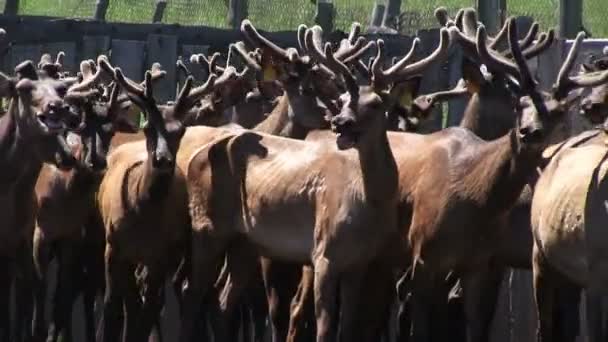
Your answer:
1;0;607;341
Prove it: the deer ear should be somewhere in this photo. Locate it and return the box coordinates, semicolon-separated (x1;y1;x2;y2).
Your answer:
461;58;485;94
0;72;15;98
15;78;35;94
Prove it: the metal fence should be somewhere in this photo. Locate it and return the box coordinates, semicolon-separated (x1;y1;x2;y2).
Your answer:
5;0;606;37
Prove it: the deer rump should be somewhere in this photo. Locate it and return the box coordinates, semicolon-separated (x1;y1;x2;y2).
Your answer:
532;131;608;287
185;126;390;266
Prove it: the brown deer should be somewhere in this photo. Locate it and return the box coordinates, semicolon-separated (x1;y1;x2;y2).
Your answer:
0;54;100;341
284;9;558;341
32;56;140;342
402;19;608;342
177;27;450;342
96;61;221;342
530;35;608;342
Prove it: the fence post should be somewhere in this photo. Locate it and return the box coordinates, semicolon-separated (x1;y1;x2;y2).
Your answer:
559;0;582;38
152;0;167;23
477;0;504;35
228;0;248;29
369;1;385;27
94;0;109;21
381;0;401;28
4;0;19;16
315;0;334;33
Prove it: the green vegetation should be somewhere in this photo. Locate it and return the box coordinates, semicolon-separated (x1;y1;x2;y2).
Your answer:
11;0;608;37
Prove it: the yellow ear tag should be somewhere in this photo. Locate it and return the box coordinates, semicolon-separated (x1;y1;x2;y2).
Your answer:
399;90;413;110
263;65;278;81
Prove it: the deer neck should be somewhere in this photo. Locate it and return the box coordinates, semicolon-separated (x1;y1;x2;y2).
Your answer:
253;95;292;136
355;120;398;205
460;93;515;141
474;129;542;215
0;100;45;188
132;156;175;208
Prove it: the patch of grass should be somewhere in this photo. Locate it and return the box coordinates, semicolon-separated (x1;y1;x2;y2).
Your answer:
12;0;608;37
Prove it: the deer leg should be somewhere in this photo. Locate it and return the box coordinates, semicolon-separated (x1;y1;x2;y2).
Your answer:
178;228;229;342
287;265;315;342
83;216;105;342
247;268;269;342
48;241;78;342
0;257;11;342
15;240;35;342
215;239;258;342
533;245;555;342
261;258;301;342
409;266;437;342
445;276;466;342
553;279;580;342
101;245;128;342
461;265;504;342
336;268;364;342
395;269;412;342
32;229;51;341
358;261;395;342
122;263;142;342
313;256;339;342
137;264;166;341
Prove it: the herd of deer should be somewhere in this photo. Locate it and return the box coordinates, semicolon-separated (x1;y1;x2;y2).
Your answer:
2;5;608;342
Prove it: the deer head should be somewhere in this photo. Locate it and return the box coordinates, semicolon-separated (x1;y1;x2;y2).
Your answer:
309;28;450;149
106;60;217;170
241;20;373;129
579;53;608;124
477;19;608;148
63;56;139;171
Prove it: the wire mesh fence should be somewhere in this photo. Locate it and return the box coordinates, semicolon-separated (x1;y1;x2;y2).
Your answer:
247;0;315;31
7;0;608;38
584;0;608;38
505;0;558;31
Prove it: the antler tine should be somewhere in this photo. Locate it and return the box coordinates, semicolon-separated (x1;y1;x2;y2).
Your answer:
555;32;586;92
343;41;376;64
176;59;192;78
113;68;146;98
324;42;359;96
186;73;218;102
297;24;308;53
231;41;262;71
38;53;53;69
551;31;606;99
500;22;541;58
507;18;549;116
334;36;366;61
105;82;122;121
241;19;289;60
434;7;451;27
67;59;104;93
305;26;329;64
208;52;224;75
175;75;194;109
454;8;465;31
382;38;421;76
55;51;65;66
488;20;510;49
476;24;520;78
518;22;540;51
462;8;478;39
148;62;167;82
375;28;450;86
521;29;555;59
